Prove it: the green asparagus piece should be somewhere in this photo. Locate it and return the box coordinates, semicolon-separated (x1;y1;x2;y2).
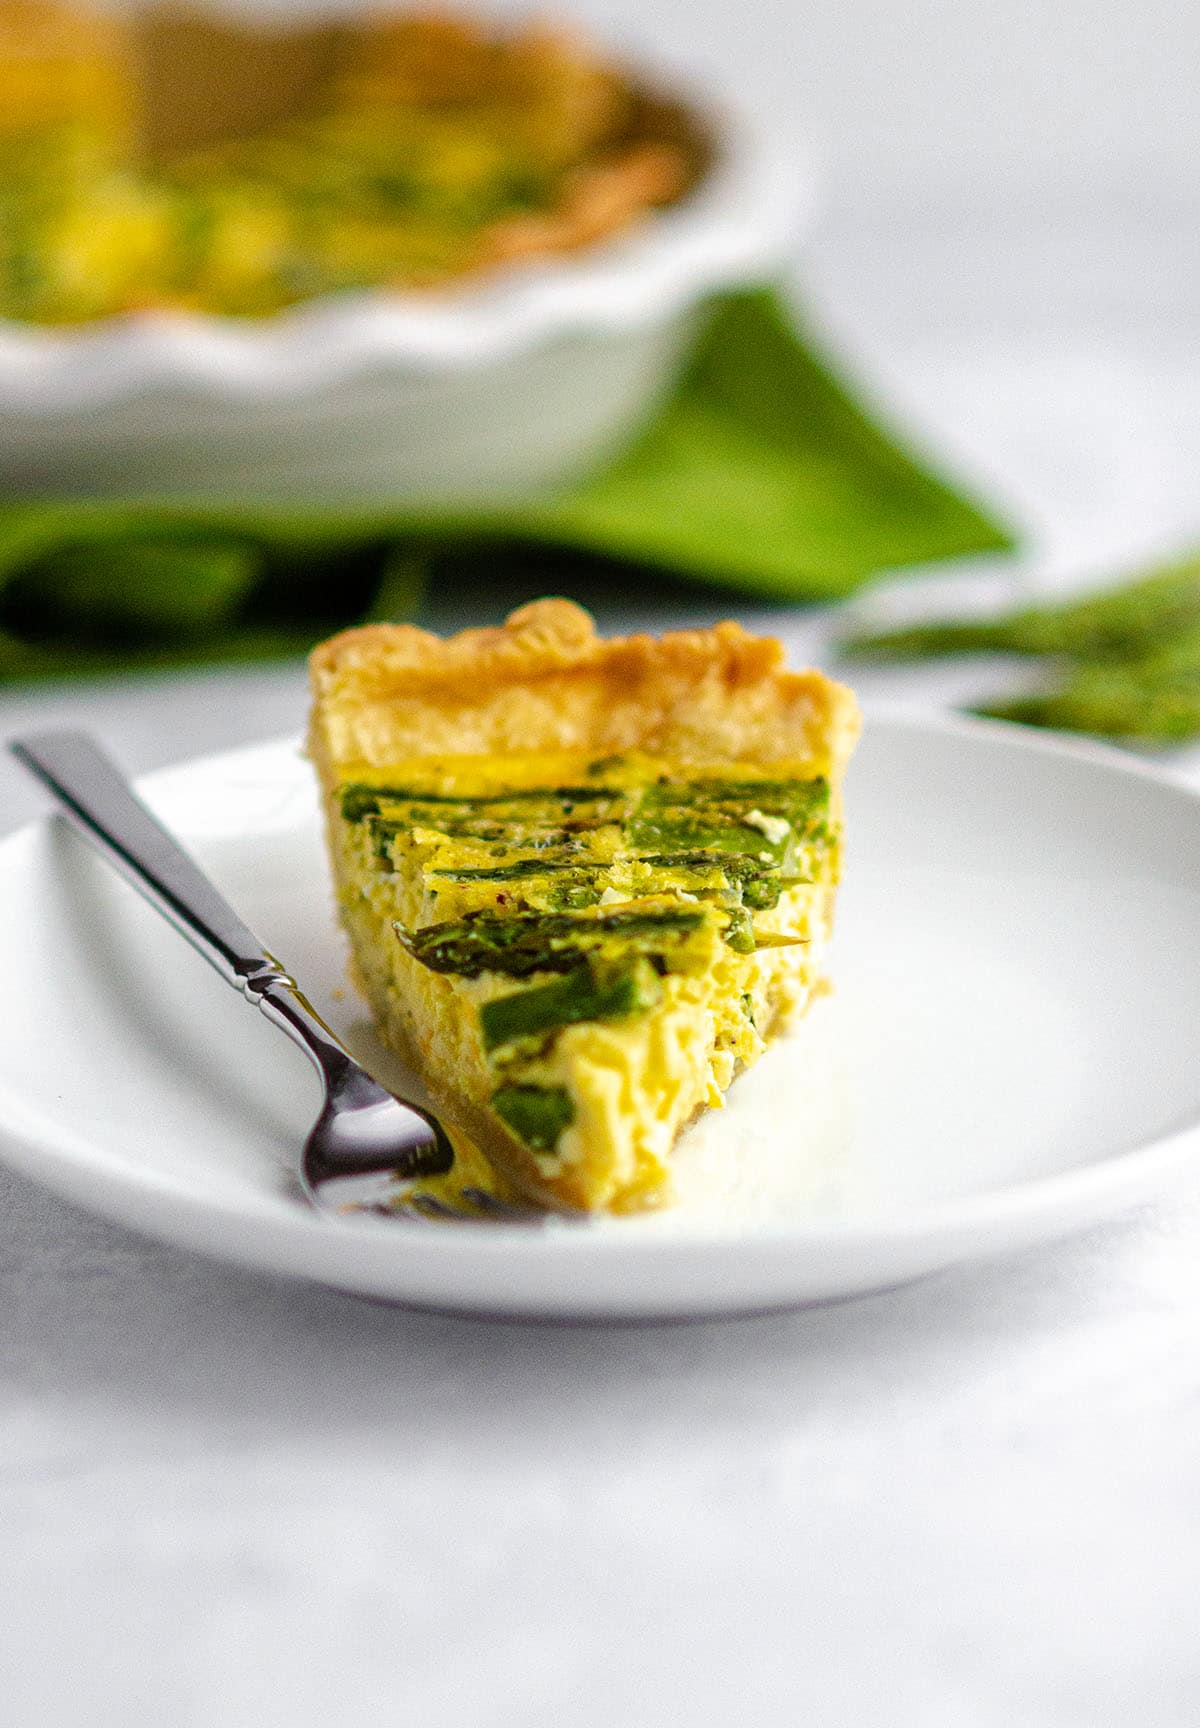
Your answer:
838;546;1200;744
339;784;619;821
491;1085;575;1152
632;851;802;908
627;774;829;864
480;961;661;1053
841;554;1200;663
722;904;757;954
978;678;1200;742
398;906;707;980
626;810;792;859
633;774;827;822
427;858;609;883
979;628;1200;743
370;816;608;861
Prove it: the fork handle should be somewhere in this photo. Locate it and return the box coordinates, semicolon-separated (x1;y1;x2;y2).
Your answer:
11;729;293;1001
12;728;455;1190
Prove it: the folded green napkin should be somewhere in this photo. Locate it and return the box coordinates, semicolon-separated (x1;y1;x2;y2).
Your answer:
0;287;1013;680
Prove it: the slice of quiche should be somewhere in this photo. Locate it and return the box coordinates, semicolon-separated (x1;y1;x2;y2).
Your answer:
309;600;859;1213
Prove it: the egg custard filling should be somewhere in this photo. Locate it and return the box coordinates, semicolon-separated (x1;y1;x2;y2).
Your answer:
309;601;859;1213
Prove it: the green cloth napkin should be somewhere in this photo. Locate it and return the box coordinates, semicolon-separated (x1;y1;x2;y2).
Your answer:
0;288;1013;681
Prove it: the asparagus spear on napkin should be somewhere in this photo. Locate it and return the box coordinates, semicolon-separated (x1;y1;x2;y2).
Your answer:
841;551;1200;744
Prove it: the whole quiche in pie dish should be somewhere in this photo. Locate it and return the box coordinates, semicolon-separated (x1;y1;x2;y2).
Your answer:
309;601;859;1213
0;2;710;322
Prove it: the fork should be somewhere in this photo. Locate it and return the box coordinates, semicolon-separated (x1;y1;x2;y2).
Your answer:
10;729;538;1224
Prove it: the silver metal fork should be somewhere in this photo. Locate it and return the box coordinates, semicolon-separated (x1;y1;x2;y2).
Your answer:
10;729;538;1224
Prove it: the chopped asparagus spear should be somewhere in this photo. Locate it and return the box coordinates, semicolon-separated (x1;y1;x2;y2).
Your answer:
340;783;621;821
842;555;1200;662
627;809;792;858
480;961;661;1052
429;858;607;881
491;1084;575;1152
979;659;1200;744
722;904;757;953
397;906;707;979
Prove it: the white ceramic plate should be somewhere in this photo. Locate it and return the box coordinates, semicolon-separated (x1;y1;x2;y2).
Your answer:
2;710;1199;1321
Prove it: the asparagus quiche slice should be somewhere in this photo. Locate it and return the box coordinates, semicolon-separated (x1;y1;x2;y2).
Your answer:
309;600;859;1213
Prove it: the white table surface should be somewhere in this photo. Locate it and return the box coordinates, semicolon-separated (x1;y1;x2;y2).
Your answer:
4;202;1200;1726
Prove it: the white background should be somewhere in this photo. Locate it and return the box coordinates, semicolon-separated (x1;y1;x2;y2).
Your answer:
234;0;1200;203
566;0;1200;203
3;4;1200;1724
